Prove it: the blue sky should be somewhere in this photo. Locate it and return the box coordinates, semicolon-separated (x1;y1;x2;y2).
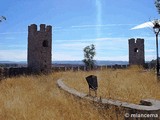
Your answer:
0;0;159;61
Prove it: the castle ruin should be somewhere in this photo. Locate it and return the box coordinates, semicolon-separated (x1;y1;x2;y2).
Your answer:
28;24;52;73
128;38;145;66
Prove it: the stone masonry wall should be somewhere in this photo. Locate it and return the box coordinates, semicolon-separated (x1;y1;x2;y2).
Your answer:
129;38;145;66
28;24;52;73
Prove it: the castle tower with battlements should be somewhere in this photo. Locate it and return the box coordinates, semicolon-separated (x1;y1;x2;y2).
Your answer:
28;24;52;73
128;38;145;66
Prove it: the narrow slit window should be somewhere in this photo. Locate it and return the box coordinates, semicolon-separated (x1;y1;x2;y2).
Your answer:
43;40;48;47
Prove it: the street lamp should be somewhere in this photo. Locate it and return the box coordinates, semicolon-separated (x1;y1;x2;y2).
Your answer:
153;20;160;76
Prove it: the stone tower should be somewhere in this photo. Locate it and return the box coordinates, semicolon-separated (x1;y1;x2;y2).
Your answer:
128;38;145;66
28;24;52;73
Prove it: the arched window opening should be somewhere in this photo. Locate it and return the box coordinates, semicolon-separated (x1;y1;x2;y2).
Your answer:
43;40;48;47
134;48;139;53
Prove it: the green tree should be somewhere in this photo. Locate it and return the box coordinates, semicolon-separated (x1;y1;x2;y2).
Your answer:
83;44;96;70
155;0;160;14
0;16;6;22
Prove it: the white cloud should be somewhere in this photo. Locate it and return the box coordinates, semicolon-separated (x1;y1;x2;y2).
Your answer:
71;24;135;28
146;49;155;53
53;23;136;33
54;37;128;43
59;43;88;48
95;55;128;61
54;37;129;52
145;55;155;61
95;37;128;41
0;32;27;35
53;52;83;61
0;50;27;61
4;37;16;40
54;27;62;29
53;39;94;43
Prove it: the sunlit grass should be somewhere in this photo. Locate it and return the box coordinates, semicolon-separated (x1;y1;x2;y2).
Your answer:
0;66;159;119
63;66;160;104
0;72;118;120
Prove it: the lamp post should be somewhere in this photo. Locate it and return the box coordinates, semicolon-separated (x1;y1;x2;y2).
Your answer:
153;20;160;76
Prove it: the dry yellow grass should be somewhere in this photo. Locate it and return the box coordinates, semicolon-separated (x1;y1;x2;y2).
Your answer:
0;72;121;120
63;66;160;104
1;66;159;120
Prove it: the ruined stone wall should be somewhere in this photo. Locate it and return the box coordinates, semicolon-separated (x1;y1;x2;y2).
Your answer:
129;38;145;66
0;67;31;79
28;24;52;73
52;65;128;72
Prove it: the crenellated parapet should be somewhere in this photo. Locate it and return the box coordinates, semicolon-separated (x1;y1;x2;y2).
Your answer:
28;24;52;34
129;38;144;44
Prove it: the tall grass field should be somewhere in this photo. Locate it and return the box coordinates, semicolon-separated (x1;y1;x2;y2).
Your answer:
0;66;159;120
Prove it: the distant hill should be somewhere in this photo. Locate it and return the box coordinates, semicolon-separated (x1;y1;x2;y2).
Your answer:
0;60;128;66
0;61;27;64
53;60;128;66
